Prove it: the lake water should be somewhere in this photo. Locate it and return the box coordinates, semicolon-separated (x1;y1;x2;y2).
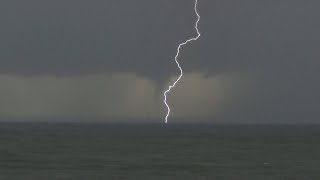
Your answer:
0;123;319;179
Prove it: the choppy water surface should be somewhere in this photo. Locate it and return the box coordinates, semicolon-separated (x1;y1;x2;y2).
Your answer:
0;123;319;179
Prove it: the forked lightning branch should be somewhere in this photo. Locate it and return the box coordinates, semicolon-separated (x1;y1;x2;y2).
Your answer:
163;0;201;123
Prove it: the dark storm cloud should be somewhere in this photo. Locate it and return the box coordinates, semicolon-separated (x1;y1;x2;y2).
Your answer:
1;0;319;79
183;0;320;74
1;0;320;122
0;0;320;79
0;0;196;83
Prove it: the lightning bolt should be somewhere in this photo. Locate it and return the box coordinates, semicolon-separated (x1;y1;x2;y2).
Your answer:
163;0;201;123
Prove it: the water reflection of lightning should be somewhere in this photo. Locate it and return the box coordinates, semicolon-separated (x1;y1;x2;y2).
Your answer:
163;0;201;123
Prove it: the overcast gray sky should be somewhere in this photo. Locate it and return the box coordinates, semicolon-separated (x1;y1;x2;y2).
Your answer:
0;0;319;123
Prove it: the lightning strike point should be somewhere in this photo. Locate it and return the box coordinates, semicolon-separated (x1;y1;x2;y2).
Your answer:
163;0;201;123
